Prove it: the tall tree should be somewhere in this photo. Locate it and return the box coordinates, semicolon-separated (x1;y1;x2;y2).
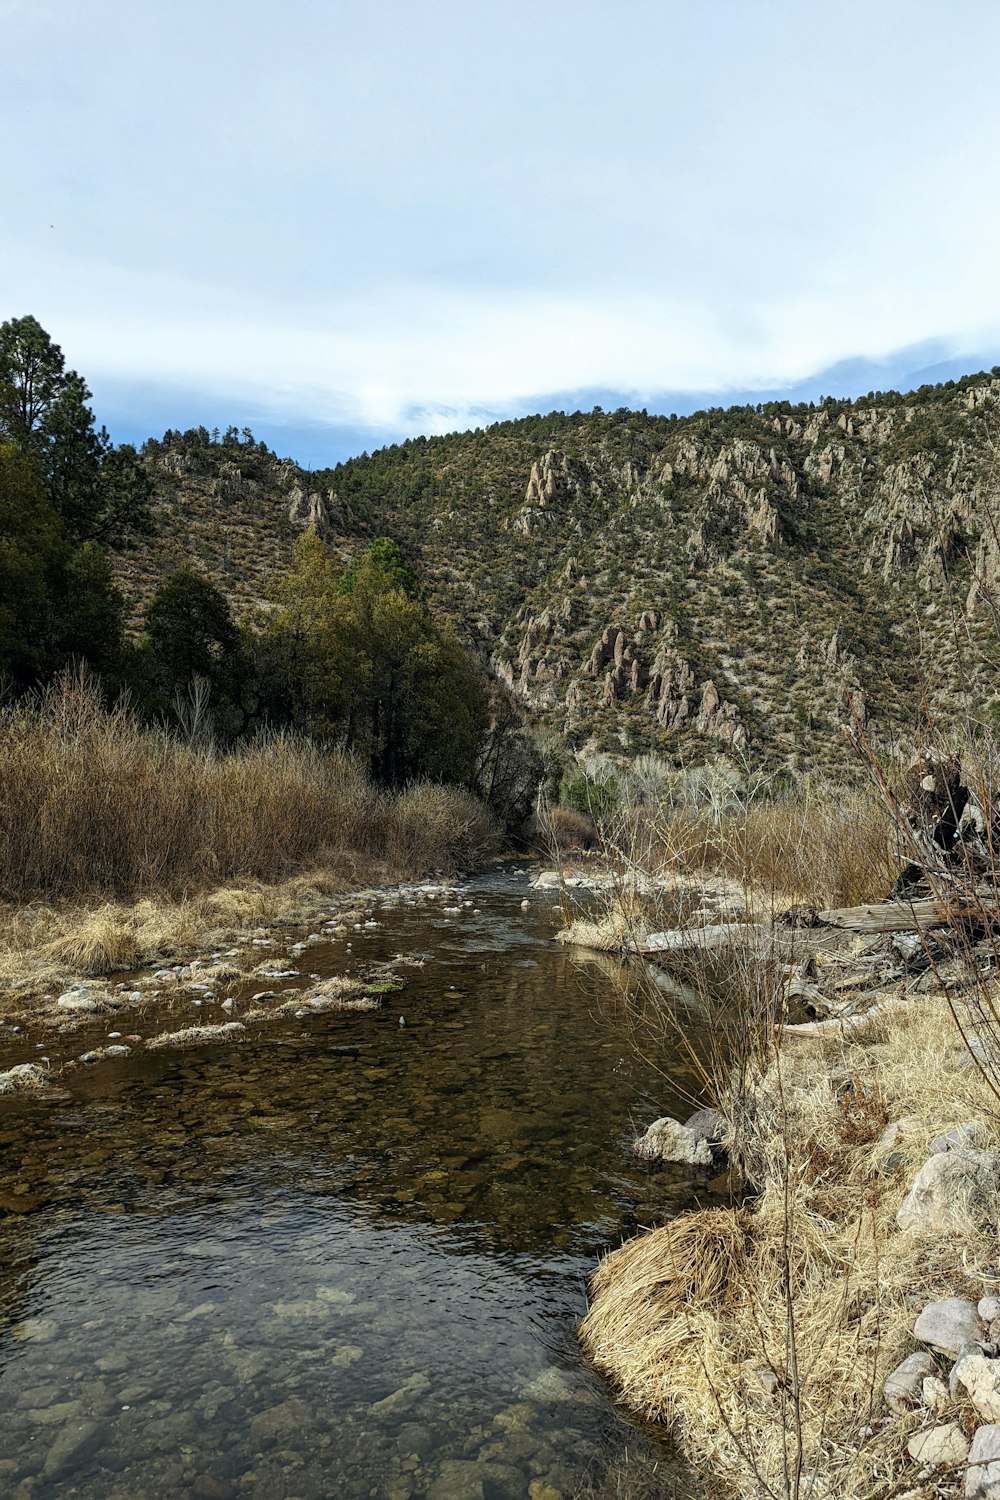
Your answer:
141;566;246;737
0;315;153;547
0;441;126;688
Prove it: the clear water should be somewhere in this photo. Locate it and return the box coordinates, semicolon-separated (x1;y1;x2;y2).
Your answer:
0;869;715;1499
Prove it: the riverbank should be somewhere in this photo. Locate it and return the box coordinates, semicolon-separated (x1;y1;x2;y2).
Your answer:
566;834;1000;1495
0;680;503;1035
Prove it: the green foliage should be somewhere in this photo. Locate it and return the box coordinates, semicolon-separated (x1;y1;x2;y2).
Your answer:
0;315;153;547
0;441;126;689
261;535;488;787
141;566;246;736
559;770;619;820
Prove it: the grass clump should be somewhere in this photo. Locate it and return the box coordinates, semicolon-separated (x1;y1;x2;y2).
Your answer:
581;986;1000;1498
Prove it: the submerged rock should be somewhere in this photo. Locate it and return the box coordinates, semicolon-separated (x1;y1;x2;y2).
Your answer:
897;1149;1000;1234
632;1117;713;1167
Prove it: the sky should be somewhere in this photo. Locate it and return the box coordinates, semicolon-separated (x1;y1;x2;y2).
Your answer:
4;0;1000;467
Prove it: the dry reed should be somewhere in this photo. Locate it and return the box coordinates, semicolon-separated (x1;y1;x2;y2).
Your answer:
0;676;500;904
607;782;898;910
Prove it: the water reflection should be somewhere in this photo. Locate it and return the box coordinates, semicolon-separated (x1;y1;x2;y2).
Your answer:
0;871;708;1498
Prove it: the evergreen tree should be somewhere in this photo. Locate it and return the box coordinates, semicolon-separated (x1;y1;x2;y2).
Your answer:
0;441;126;688
142;567;246;736
0;315;153;546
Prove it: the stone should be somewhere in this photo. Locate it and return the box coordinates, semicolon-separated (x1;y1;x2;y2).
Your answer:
967;1425;1000;1498
914;1298;984;1356
56;983;102;1011
427;1460;485;1500
930;1122;991;1154
684;1107;727;1145
395;1423;433;1458
0;1063;51;1095
42;1420;104;1480
884;1351;937;1413
877;1116;922;1152
923;1374;951;1412
249;1396;309;1445
146;1022;246;1050
907;1421;970;1466
897;1149;1000;1234
632;1116;713;1167
982;1298;1000;1324
954;1354;1000;1422
369;1372;431;1418
192;1478;235;1500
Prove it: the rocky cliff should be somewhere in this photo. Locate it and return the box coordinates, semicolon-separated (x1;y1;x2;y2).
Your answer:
115;371;1000;774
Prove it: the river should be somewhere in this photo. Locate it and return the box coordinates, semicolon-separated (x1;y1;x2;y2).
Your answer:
0;866;715;1499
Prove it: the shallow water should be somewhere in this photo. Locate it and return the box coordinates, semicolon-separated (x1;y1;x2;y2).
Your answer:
0;868;714;1499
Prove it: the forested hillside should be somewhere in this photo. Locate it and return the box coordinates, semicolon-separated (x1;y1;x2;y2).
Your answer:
116;372;1000;775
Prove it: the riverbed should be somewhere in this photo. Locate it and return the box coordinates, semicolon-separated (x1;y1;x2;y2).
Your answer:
0;867;714;1499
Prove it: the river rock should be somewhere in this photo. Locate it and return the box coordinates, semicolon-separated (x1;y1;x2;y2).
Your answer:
42;1419;105;1480
0;1063;51;1095
370;1371;431;1418
884;1351;937;1413
632;1116;713;1167
56;984;101;1012
954;1354;1000;1422
907;1420;970;1466
146;1022;246;1050
967;1425;1000;1498
684;1107;727;1145
897;1149;1000;1234
249;1396;310;1445
914;1298;984;1356
427;1460;485;1500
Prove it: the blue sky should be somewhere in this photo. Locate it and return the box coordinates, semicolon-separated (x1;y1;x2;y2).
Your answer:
4;0;1000;466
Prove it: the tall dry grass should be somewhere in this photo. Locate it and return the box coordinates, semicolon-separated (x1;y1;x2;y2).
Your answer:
607;779;898;911
0;675;500;903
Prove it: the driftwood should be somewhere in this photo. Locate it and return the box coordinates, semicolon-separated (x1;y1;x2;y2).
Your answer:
638;894;1000;961
813;899;947;934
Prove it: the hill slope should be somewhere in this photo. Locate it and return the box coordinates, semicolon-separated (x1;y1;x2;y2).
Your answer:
114;374;1000;774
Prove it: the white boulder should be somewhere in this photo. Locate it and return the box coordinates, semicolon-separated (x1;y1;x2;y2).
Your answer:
897;1149;1000;1234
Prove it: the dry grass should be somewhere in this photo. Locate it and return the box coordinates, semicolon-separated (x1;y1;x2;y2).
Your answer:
607;782;898;909
0;675;500;904
581;991;1000;1499
538;805;599;853
0;678;501;1018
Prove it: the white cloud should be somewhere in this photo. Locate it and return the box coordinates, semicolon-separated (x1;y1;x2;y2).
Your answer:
4;1;1000;440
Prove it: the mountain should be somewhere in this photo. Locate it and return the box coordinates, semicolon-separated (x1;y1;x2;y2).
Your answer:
114;371;1000;775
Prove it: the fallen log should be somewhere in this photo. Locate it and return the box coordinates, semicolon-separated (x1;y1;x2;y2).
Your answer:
815;895;1000;933
641;922;768;954
813;898;947;934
